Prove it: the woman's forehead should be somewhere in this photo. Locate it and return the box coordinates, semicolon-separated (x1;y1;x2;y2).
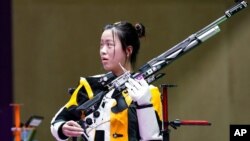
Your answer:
101;29;118;41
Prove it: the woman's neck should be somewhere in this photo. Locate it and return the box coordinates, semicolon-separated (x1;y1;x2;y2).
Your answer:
113;63;132;76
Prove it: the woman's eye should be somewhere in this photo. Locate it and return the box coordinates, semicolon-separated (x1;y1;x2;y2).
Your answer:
100;43;104;48
107;43;114;48
100;41;114;49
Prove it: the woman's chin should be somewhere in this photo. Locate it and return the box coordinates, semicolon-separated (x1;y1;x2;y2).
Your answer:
103;65;111;72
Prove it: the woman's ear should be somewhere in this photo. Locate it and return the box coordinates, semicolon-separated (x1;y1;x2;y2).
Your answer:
126;46;133;57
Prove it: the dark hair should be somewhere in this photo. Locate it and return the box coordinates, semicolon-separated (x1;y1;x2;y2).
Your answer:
103;21;145;67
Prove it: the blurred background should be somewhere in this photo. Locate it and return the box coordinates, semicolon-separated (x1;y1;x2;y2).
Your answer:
1;0;250;140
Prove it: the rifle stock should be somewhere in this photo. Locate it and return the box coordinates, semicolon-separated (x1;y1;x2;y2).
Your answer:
76;1;248;116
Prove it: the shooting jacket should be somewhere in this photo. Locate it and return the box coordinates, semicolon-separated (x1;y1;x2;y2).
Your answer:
51;74;163;141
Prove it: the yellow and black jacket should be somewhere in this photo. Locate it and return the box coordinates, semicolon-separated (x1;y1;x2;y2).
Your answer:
51;74;163;141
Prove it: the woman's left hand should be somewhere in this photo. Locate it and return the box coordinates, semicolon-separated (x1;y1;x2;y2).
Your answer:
62;120;84;137
125;78;151;105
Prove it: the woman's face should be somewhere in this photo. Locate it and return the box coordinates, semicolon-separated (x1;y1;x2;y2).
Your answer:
100;29;129;75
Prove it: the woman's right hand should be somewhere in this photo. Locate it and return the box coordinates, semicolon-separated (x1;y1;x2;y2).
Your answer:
62;120;84;137
125;78;152;106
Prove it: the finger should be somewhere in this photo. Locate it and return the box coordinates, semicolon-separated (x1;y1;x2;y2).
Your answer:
64;127;83;133
66;121;82;129
72;121;82;128
125;83;136;96
128;78;141;89
66;120;77;126
64;129;84;137
138;78;148;87
126;87;134;95
67;126;84;132
125;83;134;93
126;86;136;99
63;123;84;136
125;82;133;90
64;121;84;132
125;80;138;91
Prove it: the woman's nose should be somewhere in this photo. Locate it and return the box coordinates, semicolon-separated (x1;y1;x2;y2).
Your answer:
100;46;107;54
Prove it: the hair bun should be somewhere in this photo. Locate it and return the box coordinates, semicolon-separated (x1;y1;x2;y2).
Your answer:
134;23;145;38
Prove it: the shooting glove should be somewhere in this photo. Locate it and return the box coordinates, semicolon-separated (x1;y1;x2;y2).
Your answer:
125;78;151;106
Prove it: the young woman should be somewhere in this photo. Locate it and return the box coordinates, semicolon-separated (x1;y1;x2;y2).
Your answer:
51;21;163;141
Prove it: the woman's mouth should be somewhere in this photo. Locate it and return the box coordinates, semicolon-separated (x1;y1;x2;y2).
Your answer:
101;57;109;63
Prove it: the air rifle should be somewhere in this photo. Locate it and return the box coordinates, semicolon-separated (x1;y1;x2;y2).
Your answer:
77;1;248;116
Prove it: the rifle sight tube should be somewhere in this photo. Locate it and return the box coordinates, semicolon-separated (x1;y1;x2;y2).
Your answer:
197;26;220;42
